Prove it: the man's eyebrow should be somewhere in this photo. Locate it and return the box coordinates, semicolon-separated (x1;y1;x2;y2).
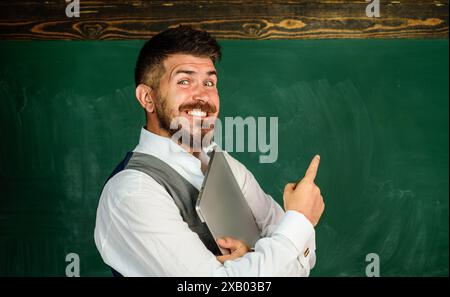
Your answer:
172;69;218;78
174;70;196;76
207;70;218;77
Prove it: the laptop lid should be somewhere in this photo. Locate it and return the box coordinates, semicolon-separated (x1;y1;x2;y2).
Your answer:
196;149;261;255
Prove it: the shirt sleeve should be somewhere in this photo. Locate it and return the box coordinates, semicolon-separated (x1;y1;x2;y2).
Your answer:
94;169;315;277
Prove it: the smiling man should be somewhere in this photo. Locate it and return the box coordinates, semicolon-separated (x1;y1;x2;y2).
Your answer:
94;26;325;277
143;52;219;155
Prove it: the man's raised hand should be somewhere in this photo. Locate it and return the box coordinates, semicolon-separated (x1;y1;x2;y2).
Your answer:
283;155;325;227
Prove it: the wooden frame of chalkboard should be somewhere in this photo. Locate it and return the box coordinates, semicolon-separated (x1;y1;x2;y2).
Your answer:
0;0;448;40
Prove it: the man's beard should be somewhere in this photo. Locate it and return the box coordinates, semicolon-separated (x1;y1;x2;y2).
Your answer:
154;94;217;149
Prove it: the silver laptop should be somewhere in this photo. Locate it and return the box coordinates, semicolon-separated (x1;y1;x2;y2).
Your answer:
195;149;261;255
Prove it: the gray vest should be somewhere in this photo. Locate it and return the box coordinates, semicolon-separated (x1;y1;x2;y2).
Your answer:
105;151;221;276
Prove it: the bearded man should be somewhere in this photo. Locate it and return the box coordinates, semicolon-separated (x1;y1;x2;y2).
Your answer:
94;26;325;277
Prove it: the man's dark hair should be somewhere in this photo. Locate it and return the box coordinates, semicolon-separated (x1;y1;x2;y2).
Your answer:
134;26;222;88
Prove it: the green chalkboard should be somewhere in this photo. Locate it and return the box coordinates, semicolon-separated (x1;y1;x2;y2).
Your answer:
0;39;448;276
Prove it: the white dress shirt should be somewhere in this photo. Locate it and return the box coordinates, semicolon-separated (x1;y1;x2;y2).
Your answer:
94;128;316;276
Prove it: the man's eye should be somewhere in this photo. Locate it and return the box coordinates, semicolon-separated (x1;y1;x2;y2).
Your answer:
204;81;215;87
178;80;189;85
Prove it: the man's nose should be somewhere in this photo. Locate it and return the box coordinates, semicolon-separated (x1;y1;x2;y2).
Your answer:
192;85;210;103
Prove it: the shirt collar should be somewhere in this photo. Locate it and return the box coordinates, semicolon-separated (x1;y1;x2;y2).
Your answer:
133;127;217;190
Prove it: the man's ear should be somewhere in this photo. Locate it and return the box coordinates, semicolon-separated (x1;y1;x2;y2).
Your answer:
135;84;155;113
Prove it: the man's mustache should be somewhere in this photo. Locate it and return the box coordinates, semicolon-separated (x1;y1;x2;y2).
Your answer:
179;101;217;114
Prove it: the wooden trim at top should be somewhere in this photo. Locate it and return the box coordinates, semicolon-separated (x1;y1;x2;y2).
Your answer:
0;0;448;40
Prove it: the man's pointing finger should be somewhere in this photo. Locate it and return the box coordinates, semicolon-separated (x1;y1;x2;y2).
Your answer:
304;155;320;181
